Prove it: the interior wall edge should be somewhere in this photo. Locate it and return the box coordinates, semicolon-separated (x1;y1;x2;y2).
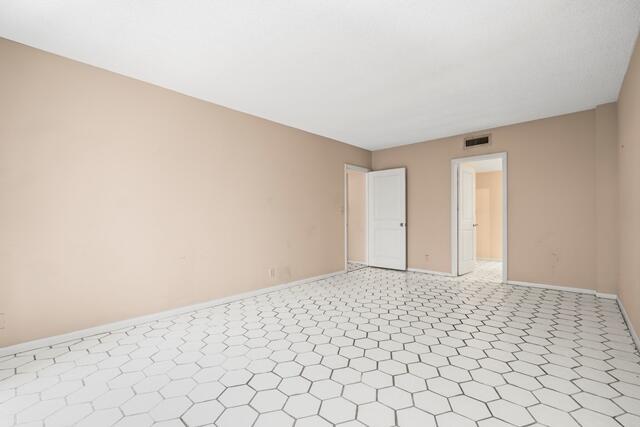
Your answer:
594;102;620;296
0;38;372;347
616;30;640;337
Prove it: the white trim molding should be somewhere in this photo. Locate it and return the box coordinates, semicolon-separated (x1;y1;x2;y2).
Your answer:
508;279;596;295
344;164;370;173
508;279;616;299
408;268;455;277
617;297;640;353
0;270;346;358
451;152;508;283
596;292;618;300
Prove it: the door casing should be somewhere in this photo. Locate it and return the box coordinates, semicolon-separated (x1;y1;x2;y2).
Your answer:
451;152;508;282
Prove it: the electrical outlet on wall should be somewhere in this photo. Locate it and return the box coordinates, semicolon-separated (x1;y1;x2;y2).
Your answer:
268;268;276;279
425;254;430;262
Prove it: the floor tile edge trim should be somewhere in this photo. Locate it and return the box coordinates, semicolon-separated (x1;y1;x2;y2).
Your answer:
617;296;640;353
407;267;455;277
0;269;347;358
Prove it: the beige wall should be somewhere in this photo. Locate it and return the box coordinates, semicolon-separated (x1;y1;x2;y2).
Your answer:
617;34;640;334
373;110;616;291
594;103;619;295
3;35;637;347
475;171;502;261
0;38;370;347
347;171;366;263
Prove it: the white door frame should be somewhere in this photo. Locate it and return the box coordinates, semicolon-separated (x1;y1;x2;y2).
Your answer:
451;152;508;282
344;164;369;270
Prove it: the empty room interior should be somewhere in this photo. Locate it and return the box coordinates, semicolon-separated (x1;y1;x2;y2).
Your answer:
2;2;640;427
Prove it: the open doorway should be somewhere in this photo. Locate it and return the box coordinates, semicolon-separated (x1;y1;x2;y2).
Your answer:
344;165;368;272
451;153;507;282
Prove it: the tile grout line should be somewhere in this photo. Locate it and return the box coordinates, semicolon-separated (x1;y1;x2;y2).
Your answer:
0;266;638;426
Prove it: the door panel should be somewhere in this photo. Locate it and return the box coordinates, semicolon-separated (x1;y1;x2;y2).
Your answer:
367;168;406;270
458;165;476;275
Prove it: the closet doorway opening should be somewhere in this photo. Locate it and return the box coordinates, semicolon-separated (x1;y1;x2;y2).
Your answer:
451;153;507;282
344;165;369;272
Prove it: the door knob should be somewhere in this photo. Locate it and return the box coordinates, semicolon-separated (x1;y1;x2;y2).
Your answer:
400;223;405;227
473;223;479;227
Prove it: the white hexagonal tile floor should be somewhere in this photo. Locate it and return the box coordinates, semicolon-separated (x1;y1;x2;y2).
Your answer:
1;266;639;426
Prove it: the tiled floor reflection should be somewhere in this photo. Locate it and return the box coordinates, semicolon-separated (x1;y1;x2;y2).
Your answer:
1;267;639;426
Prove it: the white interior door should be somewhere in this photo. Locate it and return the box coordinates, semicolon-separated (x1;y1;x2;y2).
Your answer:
458;164;476;275
367;168;406;270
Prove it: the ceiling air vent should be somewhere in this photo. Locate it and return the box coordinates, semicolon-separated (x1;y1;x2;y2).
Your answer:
464;135;491;149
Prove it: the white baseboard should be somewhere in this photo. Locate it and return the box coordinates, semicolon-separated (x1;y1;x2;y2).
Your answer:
507;279;593;294
408;268;455;277
595;291;618;299
507;280;616;299
0;269;346;358
617;296;640;353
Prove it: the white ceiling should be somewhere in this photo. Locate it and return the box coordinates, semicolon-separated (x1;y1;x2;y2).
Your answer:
1;1;639;150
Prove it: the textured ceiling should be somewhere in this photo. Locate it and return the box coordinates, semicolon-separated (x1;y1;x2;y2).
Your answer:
1;1;639;150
